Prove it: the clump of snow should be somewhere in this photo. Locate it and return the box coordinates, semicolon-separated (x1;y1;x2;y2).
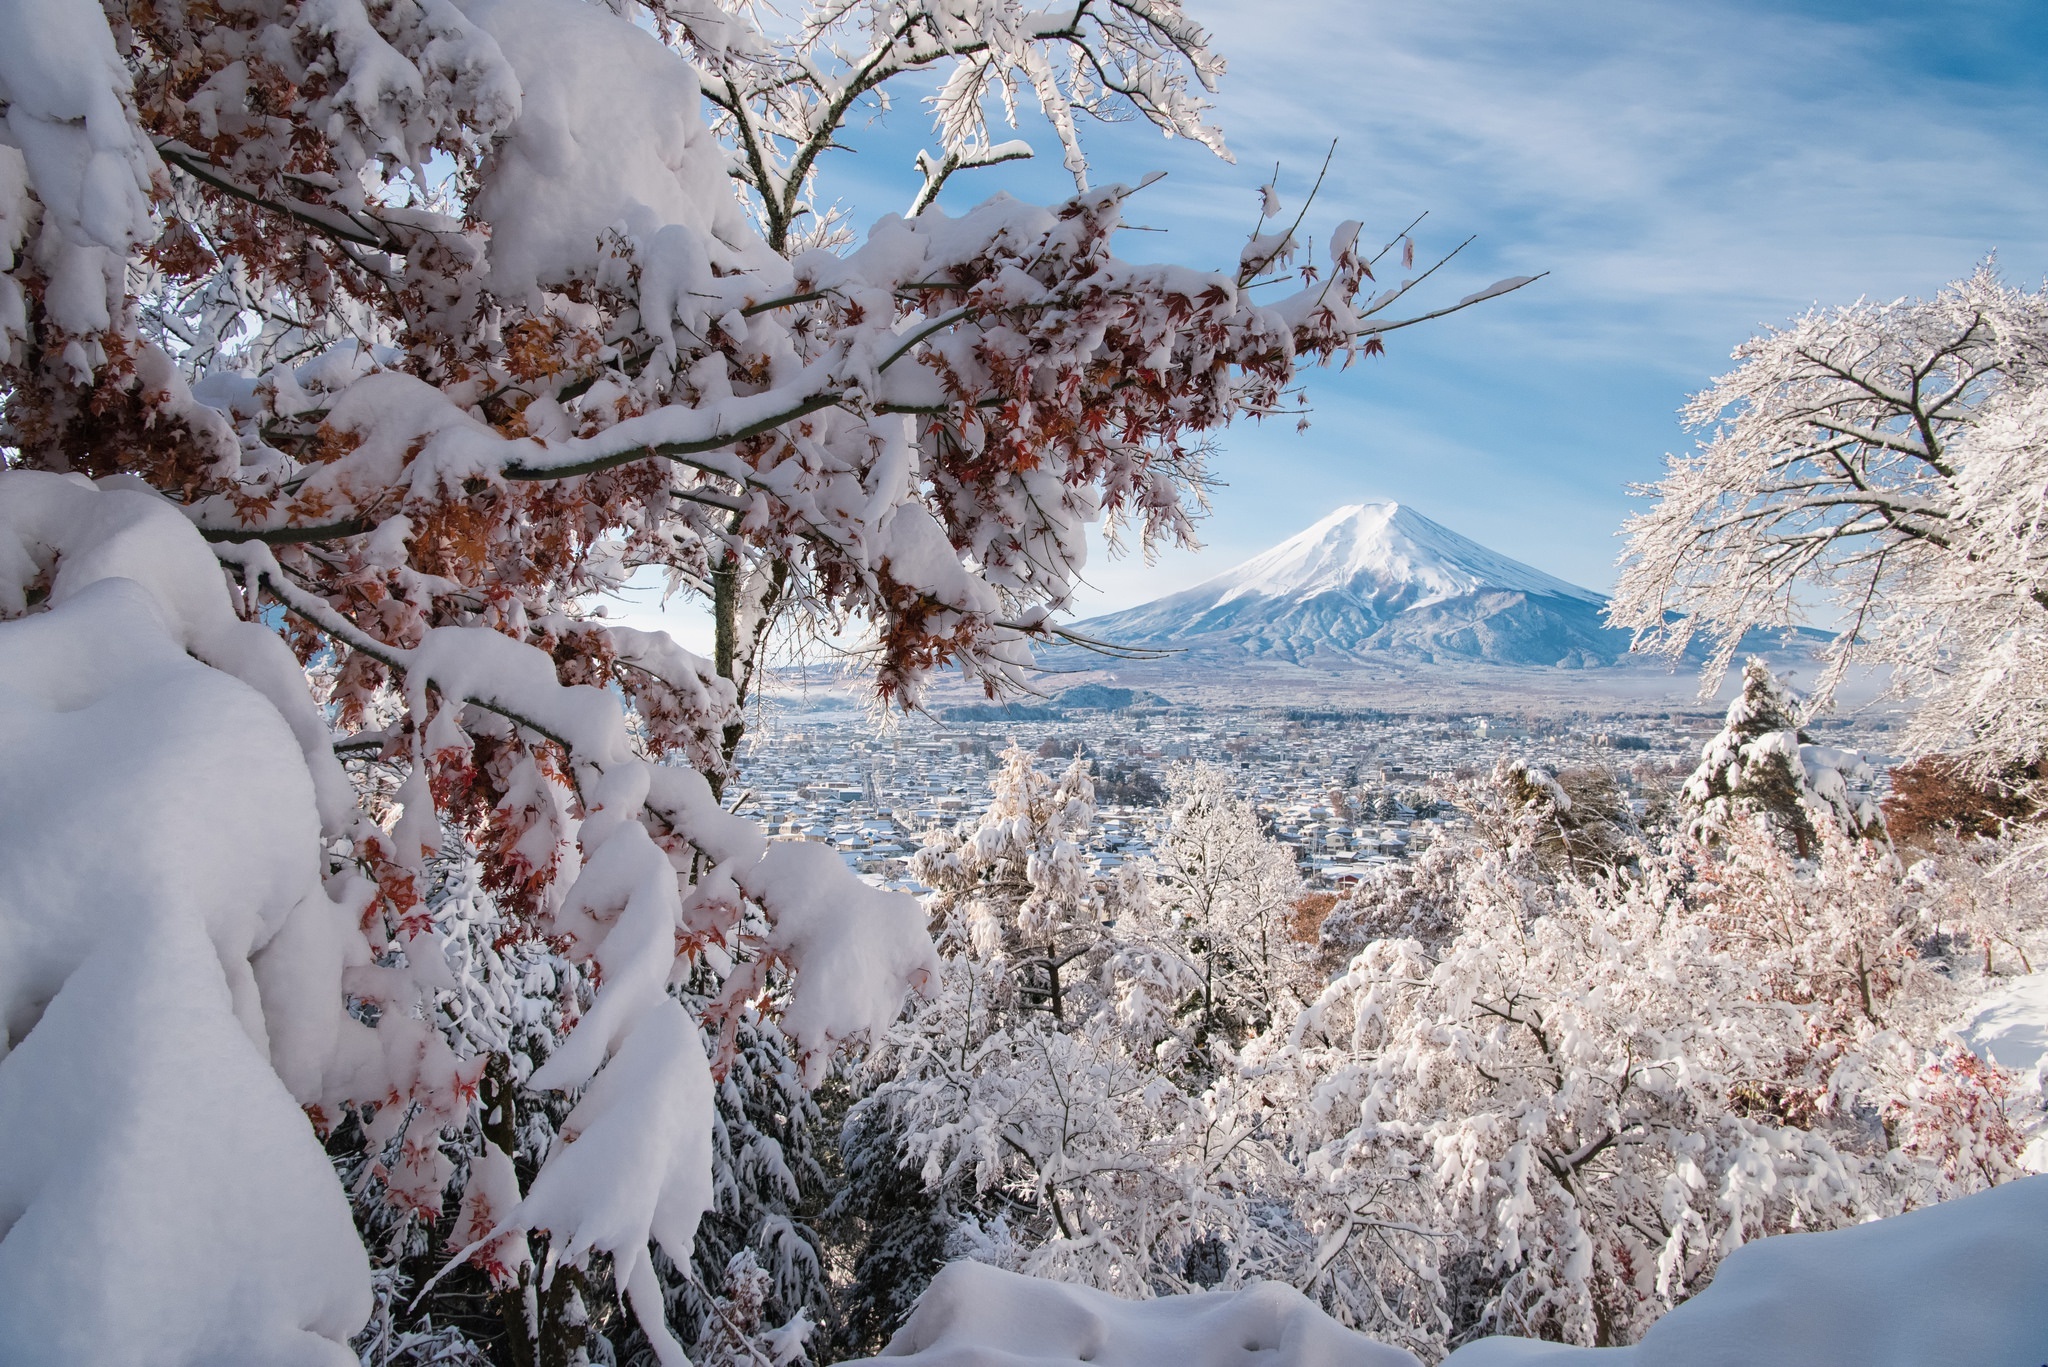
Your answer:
869;1260;1422;1367
742;840;942;1084
0;0;162;345
0;471;371;1359
465;0;781;310
1441;1175;2048;1366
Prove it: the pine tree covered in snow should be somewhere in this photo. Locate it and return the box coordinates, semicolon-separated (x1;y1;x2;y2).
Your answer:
826;1100;957;1360
1681;659;1883;855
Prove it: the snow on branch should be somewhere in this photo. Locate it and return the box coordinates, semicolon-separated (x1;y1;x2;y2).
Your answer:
1612;266;2048;724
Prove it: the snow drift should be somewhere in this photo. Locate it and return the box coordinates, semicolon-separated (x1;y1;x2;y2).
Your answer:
859;1177;2048;1367
1442;1173;2048;1366
871;1260;1423;1367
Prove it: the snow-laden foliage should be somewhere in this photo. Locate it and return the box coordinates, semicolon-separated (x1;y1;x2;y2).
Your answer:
847;748;2045;1365
847;751;1304;1333
1250;814;2032;1360
0;0;1520;756
1122;761;1309;1056
914;744;1103;965
1680;659;1883;854
1611;267;2048;767
0;473;938;1361
864;750;2038;1366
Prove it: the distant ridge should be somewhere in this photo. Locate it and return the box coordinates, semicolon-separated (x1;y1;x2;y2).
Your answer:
1065;503;1634;670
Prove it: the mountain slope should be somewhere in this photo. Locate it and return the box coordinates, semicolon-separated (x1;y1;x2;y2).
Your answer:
1070;504;1634;669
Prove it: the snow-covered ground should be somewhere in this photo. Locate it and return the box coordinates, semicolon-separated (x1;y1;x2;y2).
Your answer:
871;1260;1423;1367
1959;971;2048;1170
864;1178;2048;1367
1443;1175;2048;1366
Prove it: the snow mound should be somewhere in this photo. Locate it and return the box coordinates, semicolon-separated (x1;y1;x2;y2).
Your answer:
1441;1175;2048;1366
868;1261;1422;1367
1958;971;2048;1077
1958;971;2048;1171
863;1179;2048;1367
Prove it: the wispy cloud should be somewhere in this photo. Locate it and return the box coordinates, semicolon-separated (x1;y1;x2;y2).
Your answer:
638;2;2048;644
1019;0;2048;607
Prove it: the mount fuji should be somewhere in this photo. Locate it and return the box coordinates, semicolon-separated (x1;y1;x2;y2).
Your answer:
1067;503;1635;670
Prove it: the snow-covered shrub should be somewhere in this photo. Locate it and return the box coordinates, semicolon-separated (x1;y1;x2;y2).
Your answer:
1249;817;2027;1361
1462;757;1645;876
914;745;1102;971
847;753;1302;1329
1127;762;1312;1055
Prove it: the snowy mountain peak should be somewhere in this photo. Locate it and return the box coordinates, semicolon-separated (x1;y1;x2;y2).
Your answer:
1198;501;1604;611
1063;503;1625;670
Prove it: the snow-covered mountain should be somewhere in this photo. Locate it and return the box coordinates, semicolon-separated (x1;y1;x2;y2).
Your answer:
1069;503;1634;669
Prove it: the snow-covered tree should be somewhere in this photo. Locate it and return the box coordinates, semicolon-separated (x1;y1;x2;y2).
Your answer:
1133;761;1308;1055
0;474;943;1362
913;744;1102;979
1612;268;2048;706
1898;380;2048;771
847;751;1294;1326
1464;757;1644;876
1681;659;1882;855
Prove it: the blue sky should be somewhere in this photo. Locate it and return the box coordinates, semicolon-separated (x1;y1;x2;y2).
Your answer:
619;0;2048;644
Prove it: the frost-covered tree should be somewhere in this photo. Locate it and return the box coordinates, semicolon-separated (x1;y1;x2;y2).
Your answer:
1252;820;2028;1361
1612;269;2048;768
1612;268;2048;701
0;0;1529;1354
1899;380;2048;771
1467;757;1643;876
1681;659;1882;855
913;744;1102;978
1134;761;1308;1054
848;751;1291;1325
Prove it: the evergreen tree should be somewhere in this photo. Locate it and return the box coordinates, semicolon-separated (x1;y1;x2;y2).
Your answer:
1683;659;1883;855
